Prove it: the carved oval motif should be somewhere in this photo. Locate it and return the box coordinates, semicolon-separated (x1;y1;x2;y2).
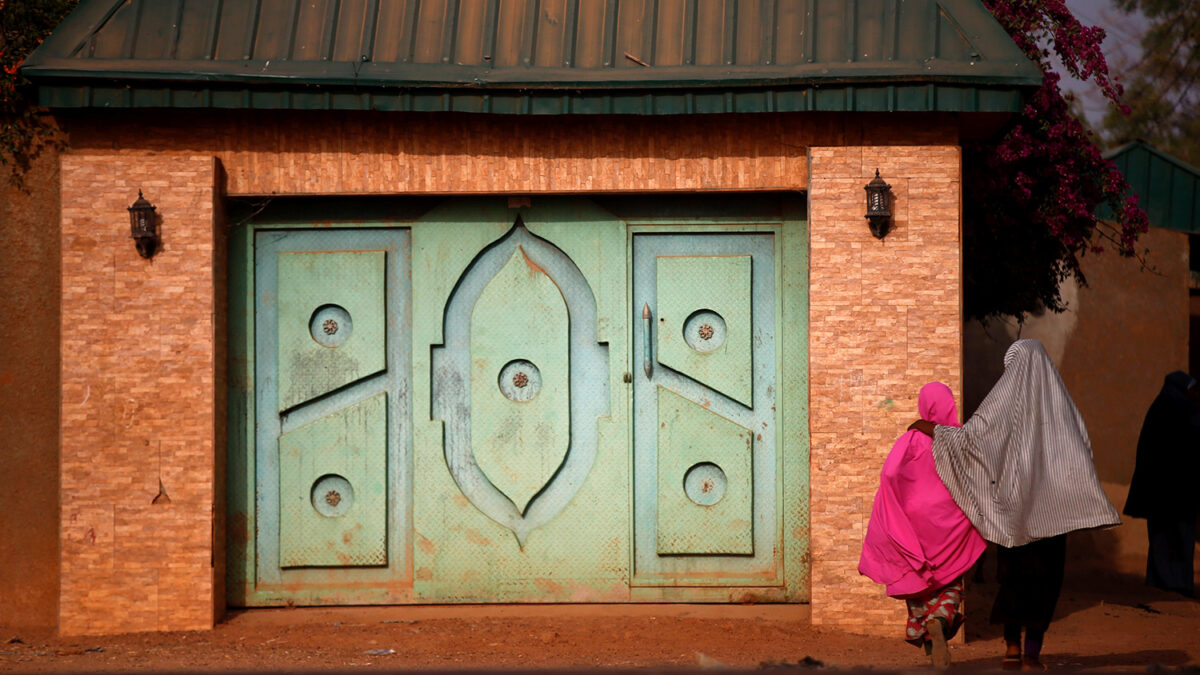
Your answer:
431;222;609;546
470;248;570;514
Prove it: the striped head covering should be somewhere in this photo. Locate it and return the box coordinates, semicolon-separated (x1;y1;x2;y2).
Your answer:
931;339;1120;547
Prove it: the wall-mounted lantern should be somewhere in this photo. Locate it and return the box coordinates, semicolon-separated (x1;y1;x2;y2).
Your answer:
128;190;158;258
864;169;893;239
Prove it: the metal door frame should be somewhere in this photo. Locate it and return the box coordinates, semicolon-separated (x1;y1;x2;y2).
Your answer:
614;195;809;602
630;227;781;588
226;202;428;607
251;229;412;603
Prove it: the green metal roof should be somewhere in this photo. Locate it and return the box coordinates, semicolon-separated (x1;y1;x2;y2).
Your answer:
1100;141;1200;234
22;0;1042;114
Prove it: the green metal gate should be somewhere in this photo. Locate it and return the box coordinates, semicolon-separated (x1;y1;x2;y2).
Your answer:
227;196;809;606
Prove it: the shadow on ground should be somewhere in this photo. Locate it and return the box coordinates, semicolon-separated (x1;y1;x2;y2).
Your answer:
963;537;1195;645
950;649;1192;671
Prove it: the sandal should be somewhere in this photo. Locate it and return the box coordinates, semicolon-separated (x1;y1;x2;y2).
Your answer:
1002;643;1022;671
1021;656;1048;671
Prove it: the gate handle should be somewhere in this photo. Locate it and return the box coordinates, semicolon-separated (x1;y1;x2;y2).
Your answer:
642;302;653;378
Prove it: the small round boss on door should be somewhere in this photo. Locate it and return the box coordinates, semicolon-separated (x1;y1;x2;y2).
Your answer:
311;474;355;517
683;309;727;353
498;359;542;402
683;462;727;506
309;304;352;348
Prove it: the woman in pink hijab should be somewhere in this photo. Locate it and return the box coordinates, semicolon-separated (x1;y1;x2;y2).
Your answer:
859;382;986;669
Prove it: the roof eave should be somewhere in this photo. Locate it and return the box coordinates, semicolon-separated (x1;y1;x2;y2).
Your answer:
21;60;1044;90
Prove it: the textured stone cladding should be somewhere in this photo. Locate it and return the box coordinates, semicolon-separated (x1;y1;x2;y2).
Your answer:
807;146;963;635
57;111;961;635
59;154;219;635
67;111;813;195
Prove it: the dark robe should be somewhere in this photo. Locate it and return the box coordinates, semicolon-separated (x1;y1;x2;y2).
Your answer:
991;535;1066;634
1124;371;1200;597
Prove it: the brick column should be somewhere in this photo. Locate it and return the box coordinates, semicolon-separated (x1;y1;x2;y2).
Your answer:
59;153;220;635
807;146;963;633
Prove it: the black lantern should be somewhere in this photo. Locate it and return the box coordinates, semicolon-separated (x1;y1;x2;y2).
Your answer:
864;169;893;239
128;190;158;258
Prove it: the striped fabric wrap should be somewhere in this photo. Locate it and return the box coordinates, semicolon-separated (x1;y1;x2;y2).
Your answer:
931;339;1121;548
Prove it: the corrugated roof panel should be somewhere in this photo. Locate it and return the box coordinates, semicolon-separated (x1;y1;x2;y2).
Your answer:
252;0;292;60
571;1;606;68
1100;141;1200;233
290;1;331;61
938;5;974;62
1148;154;1172;227
855;0;886;63
812;0;843;63
1174;166;1196;230
895;1;930;62
773;1;804;65
174;0;212;59
83;0;130;58
652;0;682;67
24;0;1042;113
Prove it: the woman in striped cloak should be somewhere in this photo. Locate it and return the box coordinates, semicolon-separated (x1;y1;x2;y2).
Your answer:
909;339;1120;670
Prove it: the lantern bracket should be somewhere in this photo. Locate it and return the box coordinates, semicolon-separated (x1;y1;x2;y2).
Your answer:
128;190;158;258
864;169;893;239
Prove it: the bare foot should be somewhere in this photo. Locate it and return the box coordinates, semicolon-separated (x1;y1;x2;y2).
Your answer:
926;618;950;669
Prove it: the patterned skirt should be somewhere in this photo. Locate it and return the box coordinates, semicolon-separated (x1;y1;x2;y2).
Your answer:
904;578;965;646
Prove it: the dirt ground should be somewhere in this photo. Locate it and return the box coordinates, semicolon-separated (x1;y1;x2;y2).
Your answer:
3;563;1199;673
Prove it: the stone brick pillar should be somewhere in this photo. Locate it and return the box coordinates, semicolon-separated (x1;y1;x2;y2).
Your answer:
807;146;963;633
59;153;221;635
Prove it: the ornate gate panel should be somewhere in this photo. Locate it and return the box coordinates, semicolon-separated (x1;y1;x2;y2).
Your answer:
248;229;412;604
632;232;783;589
411;199;629;602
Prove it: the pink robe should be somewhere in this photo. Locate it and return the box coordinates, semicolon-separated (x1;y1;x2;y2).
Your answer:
859;382;986;599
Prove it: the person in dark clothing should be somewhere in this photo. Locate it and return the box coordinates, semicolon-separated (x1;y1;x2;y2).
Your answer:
992;535;1066;670
1124;371;1200;598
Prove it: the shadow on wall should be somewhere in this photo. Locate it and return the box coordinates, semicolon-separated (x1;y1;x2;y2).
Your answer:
963;307;1129;581
962;319;1012;418
964;227;1188;485
962;228;1198;642
961;278;1079;419
0;139;62;634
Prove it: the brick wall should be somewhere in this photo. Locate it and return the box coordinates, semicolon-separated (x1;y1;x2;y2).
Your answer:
807;146;963;633
59;154;220;635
